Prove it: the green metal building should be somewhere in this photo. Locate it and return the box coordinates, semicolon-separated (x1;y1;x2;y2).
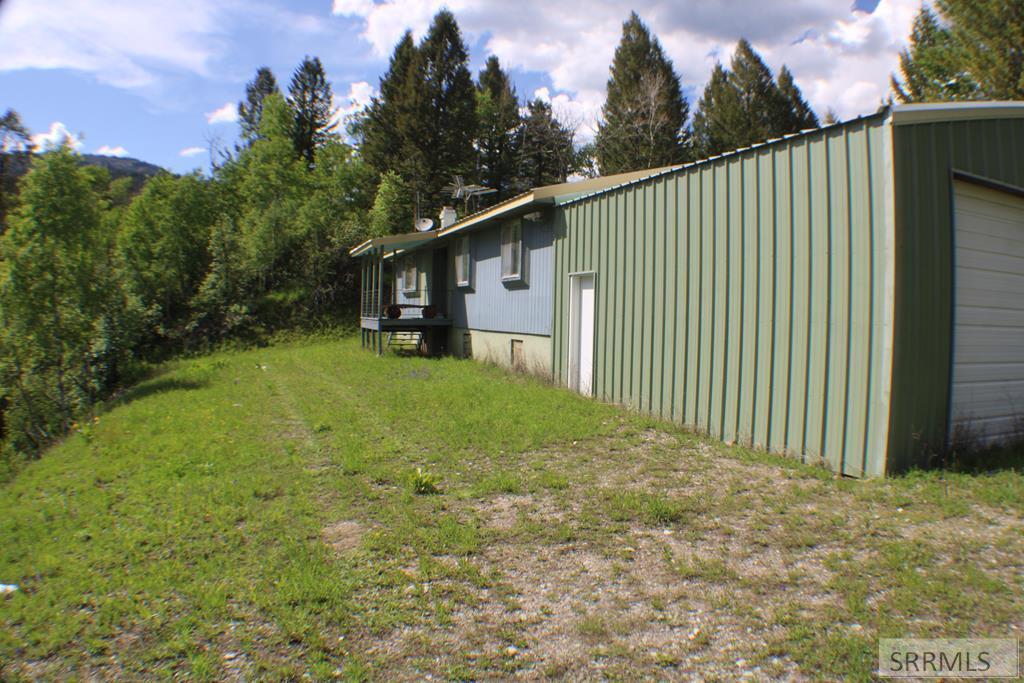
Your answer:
356;102;1024;476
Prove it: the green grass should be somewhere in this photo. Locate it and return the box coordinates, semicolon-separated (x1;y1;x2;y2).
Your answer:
1;335;1022;680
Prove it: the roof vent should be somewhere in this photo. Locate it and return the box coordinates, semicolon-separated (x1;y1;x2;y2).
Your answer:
439;206;457;229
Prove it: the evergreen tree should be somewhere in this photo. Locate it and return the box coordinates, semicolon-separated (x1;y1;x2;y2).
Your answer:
402;10;477;216
893;0;1021;102
729;39;789;142
691;63;747;158
238;67;280;143
287;56;337;166
776;66;819;131
939;0;1024;100
595;12;690;174
692;40;818;158
891;7;971;102
1;109;34;229
476;55;521;200
360;31;418;175
516;99;576;189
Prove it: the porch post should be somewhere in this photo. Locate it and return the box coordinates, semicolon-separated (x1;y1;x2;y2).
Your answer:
360;258;366;348
376;247;384;355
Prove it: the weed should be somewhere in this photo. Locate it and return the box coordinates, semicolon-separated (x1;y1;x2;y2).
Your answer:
410;467;440;495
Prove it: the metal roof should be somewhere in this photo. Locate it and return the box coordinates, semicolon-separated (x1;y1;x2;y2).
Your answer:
890;101;1024;125
349;165;680;258
558;102;1024;208
348;230;437;258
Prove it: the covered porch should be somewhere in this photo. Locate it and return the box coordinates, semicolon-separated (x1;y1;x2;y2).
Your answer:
351;232;451;355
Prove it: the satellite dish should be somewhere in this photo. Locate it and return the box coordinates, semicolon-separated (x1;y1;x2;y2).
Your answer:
415;218;435;232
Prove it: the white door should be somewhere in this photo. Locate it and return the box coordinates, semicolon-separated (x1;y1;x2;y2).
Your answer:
951;181;1024;443
569;274;595;395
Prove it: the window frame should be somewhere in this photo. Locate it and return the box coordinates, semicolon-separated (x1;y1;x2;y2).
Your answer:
454;235;472;288
500;219;523;282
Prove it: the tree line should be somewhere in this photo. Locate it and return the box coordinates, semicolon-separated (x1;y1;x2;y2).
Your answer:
0;56;376;467
2;1;1022;470
352;10;821;228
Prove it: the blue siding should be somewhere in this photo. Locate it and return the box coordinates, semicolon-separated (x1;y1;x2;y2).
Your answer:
450;213;553;336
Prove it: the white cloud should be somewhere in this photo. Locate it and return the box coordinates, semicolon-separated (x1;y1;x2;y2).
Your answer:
206;102;238;125
335;0;920;138
333;0;376;17
96;145;129;157
31;121;84;151
0;0;229;88
332;80;377;138
179;146;206;157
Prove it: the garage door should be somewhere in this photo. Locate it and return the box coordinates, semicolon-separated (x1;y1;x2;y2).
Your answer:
951;180;1024;443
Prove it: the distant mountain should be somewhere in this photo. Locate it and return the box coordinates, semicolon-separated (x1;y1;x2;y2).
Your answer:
1;152;167;196
80;154;167;191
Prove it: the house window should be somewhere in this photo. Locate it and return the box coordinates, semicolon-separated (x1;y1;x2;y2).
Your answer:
403;257;417;293
500;220;522;281
454;236;471;287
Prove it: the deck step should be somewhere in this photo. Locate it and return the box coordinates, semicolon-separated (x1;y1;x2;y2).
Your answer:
387;330;423;351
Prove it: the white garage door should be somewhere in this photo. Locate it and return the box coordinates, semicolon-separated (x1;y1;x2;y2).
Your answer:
951;180;1024;443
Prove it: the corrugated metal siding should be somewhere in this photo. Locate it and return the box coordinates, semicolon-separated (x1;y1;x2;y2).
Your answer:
449;213;553;336
888;118;1024;471
553;117;891;476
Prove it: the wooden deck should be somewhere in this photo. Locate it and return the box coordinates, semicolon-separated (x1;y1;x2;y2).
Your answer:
359;316;452;331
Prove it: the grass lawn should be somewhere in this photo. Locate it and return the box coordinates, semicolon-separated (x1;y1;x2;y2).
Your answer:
1;336;1022;681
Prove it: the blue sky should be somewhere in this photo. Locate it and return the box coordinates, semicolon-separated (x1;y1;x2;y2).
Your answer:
0;0;917;174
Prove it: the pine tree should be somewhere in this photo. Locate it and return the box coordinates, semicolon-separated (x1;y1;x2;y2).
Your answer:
776;66;819;131
475;55;521;200
287;56;337;166
691;63;747;158
360;31;418;175
891;7;971;102
238;67;280;143
1;109;34;229
939;0;1024;100
692;40;818;159
595;12;690;174
401;10;477;216
516;99;576;189
729;39;788;142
